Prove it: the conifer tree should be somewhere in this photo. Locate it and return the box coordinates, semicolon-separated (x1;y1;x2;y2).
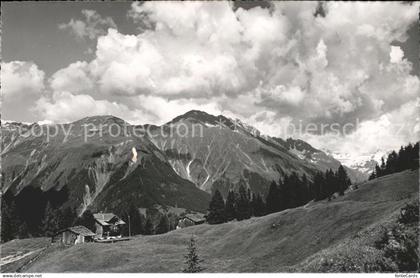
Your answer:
224;190;236;221
368;170;376;180
284;172;301;208
386;151;398;174
302;174;311;204
251;192;266;217
397;146;408;171
144;215;154;235
294;173;309;206
324;169;337;199
1;195;20;242
74;210;96;232
59;207;77;229
411;142;419;170
42;201;60;236
183;236;204;273
312;171;326;200
277;179;288;211
17;222;29;239
375;164;382;178
380;157;386;175
207;189;226;224
235;185;251;220
156;214;170;234
337;165;351;195
265;181;280;213
128;204;144;235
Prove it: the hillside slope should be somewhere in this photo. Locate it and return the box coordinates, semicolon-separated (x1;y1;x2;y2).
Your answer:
19;169;417;273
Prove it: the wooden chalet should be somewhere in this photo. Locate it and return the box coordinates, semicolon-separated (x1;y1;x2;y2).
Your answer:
52;226;95;245
93;213;126;239
176;213;206;229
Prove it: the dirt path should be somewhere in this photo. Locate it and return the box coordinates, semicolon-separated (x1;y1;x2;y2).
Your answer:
0;249;43;267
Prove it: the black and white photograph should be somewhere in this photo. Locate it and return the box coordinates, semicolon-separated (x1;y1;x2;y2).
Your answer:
0;1;419;275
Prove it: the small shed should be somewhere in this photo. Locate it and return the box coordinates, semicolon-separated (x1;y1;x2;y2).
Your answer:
52;226;95;245
176;213;206;229
93;213;126;239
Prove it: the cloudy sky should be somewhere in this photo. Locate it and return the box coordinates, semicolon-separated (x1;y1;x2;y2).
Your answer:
2;1;419;162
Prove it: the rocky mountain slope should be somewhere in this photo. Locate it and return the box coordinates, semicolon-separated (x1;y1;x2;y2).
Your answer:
147;110;366;196
1;116;210;215
1;110;366;214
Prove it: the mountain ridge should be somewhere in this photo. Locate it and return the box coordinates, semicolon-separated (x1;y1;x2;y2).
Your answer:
1;110;367;218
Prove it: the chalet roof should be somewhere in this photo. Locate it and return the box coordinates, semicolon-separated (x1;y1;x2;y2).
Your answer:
184;213;205;223
93;213;126;226
56;226;96;236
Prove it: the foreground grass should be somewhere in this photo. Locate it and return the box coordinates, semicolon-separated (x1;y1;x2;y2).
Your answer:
3;169;418;272
0;238;50;272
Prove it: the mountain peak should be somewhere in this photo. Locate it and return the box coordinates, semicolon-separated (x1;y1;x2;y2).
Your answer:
166;110;217;125
167;110;263;136
166;110;228;125
74;115;128;126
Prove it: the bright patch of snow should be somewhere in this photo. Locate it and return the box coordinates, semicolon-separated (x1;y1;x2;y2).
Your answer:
289;146;307;160
131;147;138;163
324;149;387;174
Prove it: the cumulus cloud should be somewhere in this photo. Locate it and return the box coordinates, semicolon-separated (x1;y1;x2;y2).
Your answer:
59;9;116;40
390;46;404;63
5;2;419;160
81;1;418;127
1;61;46;122
1;61;45;98
49;61;94;94
34;91;148;124
301;99;420;160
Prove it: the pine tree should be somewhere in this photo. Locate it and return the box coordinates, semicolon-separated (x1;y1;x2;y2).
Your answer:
375;164;382;178
144;216;154;235
310;172;321;200
284;172;300;208
295;173;310;206
59;207;77;229
251;192;266;217
224;190;236;221
156;214;170;234
207;189;226;224
167;213;178;231
265;181;280;213
1;195;20;242
74;210;96;232
386;151;398;174
368;170;376;180
17;222;29;239
183;236;204;273
128;204;144;235
411;142;419;170
324;169;337;198
300;173;310;204
380;157;387;175
235;185;251;220
336;165;351;195
397;146;408;171
277;179;288;211
42;201;60;236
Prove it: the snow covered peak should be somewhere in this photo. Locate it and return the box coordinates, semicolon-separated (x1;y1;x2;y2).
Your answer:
324;149;387;174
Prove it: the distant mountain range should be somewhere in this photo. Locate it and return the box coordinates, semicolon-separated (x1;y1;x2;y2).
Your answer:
1;110;368;215
325;149;387;175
